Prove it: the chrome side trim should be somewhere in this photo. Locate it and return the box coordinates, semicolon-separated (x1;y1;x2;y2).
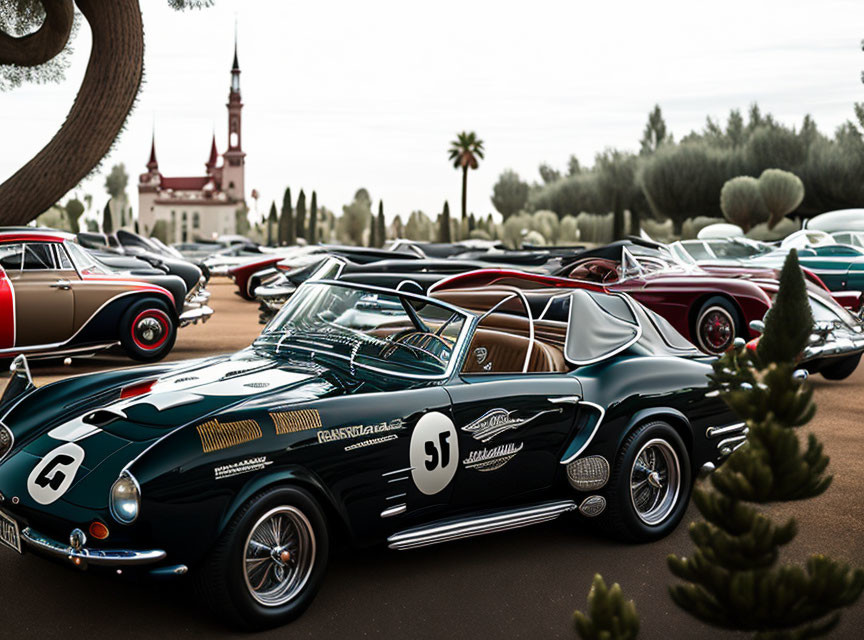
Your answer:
380;504;407;518
705;422;746;438
717;434;747;450
21;527;166;567
560;401;606;464
387;499;576;550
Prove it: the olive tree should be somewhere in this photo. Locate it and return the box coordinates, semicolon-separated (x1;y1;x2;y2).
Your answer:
490;169;528;219
758;168;804;229
719;176;768;232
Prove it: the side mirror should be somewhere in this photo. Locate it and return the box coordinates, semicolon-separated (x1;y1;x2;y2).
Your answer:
749;320;765;335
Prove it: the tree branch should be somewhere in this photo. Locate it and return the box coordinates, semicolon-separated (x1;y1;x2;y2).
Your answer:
0;0;144;224
0;0;75;67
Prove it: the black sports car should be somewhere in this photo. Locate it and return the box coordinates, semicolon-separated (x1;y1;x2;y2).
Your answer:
0;274;741;629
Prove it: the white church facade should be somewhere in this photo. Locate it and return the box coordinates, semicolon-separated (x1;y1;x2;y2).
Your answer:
138;40;247;243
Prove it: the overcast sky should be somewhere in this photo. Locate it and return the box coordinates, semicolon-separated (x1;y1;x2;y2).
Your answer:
2;0;863;225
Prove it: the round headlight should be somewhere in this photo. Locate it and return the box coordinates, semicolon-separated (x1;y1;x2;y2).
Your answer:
109;472;140;524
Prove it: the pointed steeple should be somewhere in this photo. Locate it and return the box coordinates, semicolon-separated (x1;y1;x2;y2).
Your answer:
147;132;158;171
206;132;219;170
230;23;241;94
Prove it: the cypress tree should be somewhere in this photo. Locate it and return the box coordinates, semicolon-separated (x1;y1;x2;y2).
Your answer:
439;201;452;243
574;574;639;640
309;191;318;244
295;190;307;241
267;201;277;246
279;187;293;246
102;200;113;234
368;206;377;247
376;200;386;247
756;250;813;366
668;250;864;638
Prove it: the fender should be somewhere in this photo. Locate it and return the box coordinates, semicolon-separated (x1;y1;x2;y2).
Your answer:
619;407;692;452
217;465;349;540
67;292;178;348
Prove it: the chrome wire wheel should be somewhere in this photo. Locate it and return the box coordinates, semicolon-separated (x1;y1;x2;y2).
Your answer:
242;506;316;607
696;306;735;354
629;438;681;526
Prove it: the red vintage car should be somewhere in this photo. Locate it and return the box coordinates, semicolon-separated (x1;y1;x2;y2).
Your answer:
0;228;187;361
430;240;863;358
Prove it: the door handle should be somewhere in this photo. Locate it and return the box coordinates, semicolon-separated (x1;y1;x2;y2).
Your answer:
548;395;581;404
51;279;71;290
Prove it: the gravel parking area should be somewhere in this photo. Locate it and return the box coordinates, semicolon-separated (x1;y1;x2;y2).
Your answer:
2;278;861;639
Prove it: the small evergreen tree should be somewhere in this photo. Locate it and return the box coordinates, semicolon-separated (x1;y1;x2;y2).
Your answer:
573;574;640;640
279;187;293;246
376;200;386;247
368;205;378;247
64;198;84;233
102;200;113;234
439;201;452;243
309;191;318;244
295;190;307;241
267;201;277;246
668;250;864;638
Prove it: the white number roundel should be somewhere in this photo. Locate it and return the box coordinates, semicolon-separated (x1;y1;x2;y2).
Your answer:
409;411;459;496
27;442;86;505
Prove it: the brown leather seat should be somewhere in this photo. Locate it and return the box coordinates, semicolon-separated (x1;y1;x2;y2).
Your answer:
463;328;566;374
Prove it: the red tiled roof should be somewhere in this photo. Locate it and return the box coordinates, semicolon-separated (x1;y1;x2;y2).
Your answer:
161;176;211;190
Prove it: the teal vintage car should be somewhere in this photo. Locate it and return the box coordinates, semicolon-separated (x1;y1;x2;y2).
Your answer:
674;232;864;293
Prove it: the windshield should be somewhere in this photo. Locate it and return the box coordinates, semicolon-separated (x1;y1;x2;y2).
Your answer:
255;282;471;379
65;241;109;275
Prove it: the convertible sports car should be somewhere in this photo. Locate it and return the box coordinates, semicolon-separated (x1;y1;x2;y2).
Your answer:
550;239;864;362
0;276;740;629
0;228;196;362
674;231;864;294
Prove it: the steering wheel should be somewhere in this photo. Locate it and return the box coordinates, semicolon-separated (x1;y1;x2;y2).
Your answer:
383;329;448;364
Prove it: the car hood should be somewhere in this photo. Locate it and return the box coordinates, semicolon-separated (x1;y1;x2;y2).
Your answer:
0;352;339;511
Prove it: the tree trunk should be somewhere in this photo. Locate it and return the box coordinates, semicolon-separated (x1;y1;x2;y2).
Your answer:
461;166;468;220
0;0;144;225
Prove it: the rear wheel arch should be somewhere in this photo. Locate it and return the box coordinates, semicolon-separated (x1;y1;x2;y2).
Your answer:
620;407;693;457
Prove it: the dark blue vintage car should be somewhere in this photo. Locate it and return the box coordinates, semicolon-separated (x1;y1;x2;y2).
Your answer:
0;276;740;629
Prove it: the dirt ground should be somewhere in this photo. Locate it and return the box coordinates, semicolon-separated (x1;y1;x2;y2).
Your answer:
1;278;862;639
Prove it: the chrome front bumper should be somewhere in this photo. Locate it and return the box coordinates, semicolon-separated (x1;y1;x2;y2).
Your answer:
21;527;166;568
803;327;864;362
179;303;214;327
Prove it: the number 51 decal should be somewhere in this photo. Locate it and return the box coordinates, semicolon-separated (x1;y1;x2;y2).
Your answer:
410;412;458;496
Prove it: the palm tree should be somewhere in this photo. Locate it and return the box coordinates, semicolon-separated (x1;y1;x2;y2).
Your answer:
448;131;484;221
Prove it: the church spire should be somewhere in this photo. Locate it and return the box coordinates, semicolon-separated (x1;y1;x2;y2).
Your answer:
230;21;241;93
206;132;219;170
147;131;158;171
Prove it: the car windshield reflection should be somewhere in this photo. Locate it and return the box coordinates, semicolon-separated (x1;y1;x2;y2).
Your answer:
254;282;470;379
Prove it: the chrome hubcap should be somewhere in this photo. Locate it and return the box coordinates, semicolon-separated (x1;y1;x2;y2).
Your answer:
136;317;163;343
629;438;681;526
243;506;316;607
698;306;735;354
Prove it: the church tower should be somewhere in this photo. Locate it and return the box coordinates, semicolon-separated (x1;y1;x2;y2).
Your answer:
222;33;246;203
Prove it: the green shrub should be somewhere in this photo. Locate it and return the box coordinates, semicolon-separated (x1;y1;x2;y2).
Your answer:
719;176;768;232
758;168;804;228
